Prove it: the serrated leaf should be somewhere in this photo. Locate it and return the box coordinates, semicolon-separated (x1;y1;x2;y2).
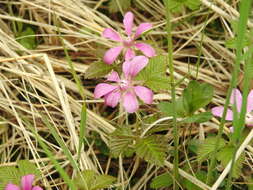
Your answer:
197;137;226;161
166;0;200;12
180;112;212;123
216;146;245;178
92;175;116;189
136;55;170;91
109;0;131;13
75;170;116;190
183;80;213;115
17;160;41;178
158;98;187;117
85;61;113;79
134;135;167;166
109;126;135;158
0;166;20;189
17;27;37;50
150;173;173;189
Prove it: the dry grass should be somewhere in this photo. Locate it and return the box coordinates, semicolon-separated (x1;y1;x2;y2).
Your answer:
0;0;252;190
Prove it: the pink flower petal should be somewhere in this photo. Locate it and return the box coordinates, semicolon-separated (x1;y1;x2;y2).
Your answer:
94;83;118;98
134;86;153;104
123;12;134;36
123;56;148;78
211;106;233;120
230;88;242;112
22;174;34;190
125;48;136;61
107;71;120;82
32;187;43;190
5;184;20;190
247;90;253;113
102;28;122;41
123;91;139;113
103;46;123;64
135;43;156;57
134;23;152;39
104;90;121;108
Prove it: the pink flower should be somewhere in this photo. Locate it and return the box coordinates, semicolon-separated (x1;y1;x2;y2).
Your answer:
102;11;156;64
212;89;253;126
5;174;43;190
94;56;153;113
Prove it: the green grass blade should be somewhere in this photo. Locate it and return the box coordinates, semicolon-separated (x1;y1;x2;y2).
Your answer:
77;104;87;163
25;119;78;190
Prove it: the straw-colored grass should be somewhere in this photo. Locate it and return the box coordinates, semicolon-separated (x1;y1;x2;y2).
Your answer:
0;0;253;190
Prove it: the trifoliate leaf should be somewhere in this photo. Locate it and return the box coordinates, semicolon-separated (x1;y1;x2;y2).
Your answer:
109;126;135;158
150;173;173;189
182;80;213;115
85;61;114;79
136;55;170;91
134;135;167;166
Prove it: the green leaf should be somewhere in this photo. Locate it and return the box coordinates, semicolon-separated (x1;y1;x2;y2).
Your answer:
197;137;226;161
85;61;114;79
150;173;173;189
75;170;116;190
0;166;20;189
92;175;116;189
17;160;41;178
182;171;206;190
186;0;201;10
17;27;37;49
182;80;213;115
109;0;131;13
136;55;170;91
180;112;212;123
216;146;245;178
166;0;184;12
134;135;167;166
166;0;200;12
109;126;135;158
158;98;187;117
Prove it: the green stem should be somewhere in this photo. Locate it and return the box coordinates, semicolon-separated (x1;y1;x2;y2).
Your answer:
164;1;179;189
206;0;252;185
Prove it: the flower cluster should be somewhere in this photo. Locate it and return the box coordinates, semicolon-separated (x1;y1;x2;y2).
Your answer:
95;12;156;113
212;88;253;130
5;174;43;190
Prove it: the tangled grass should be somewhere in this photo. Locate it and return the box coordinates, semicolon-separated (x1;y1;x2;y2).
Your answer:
0;0;253;189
